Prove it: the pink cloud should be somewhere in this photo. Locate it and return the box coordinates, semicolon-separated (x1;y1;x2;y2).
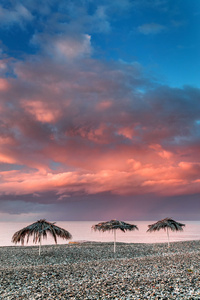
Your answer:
0;78;9;91
0;50;199;208
0;153;17;164
118;127;135;139
96;100;113;110
0;155;200;199
22;100;61;123
149;144;173;159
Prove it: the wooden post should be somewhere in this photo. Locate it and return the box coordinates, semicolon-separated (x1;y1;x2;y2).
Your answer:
167;227;170;248
39;239;41;255
114;229;116;253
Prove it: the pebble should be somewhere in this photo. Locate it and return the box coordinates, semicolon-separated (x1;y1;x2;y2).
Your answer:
0;241;200;299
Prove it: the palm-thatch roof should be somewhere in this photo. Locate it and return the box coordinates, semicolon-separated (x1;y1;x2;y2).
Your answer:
147;218;185;232
12;219;72;245
92;219;138;232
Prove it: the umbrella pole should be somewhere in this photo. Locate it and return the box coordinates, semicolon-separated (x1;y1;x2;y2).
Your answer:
114;229;116;253
167;227;170;248
39;239;41;255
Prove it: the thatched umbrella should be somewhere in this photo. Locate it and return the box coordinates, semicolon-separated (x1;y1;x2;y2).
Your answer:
12;219;72;255
92;219;138;253
147;218;185;247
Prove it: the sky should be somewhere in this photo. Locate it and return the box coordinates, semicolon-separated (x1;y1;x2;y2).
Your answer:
0;0;200;222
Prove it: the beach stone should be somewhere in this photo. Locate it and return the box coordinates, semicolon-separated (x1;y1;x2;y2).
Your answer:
0;241;200;299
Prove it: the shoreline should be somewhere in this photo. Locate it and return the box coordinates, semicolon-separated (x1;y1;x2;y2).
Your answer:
1;240;200;299
1;237;200;248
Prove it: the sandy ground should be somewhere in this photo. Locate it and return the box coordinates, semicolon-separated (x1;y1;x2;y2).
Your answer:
0;240;200;299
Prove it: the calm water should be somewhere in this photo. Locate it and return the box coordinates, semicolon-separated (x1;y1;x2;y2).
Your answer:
0;221;200;247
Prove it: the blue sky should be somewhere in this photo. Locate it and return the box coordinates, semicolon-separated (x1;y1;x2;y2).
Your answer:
1;0;199;86
0;0;200;221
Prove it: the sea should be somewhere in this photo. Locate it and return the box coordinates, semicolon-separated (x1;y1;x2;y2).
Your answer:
0;221;200;247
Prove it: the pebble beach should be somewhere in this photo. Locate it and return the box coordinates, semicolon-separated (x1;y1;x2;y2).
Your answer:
0;240;200;299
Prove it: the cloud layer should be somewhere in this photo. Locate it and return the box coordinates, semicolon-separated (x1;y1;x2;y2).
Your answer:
0;0;199;220
1;56;200;201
